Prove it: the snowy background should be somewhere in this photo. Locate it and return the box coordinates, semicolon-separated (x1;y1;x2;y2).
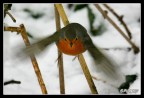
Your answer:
3;4;141;95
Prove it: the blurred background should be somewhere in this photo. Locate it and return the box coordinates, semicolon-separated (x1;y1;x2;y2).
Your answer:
3;4;141;94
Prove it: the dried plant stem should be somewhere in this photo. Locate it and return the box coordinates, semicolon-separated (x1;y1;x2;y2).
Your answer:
19;24;47;94
4;25;48;94
4;26;20;34
95;4;139;54
4;24;48;94
55;4;98;94
78;55;98;94
5;11;16;22
55;4;69;25
54;5;65;94
103;4;132;39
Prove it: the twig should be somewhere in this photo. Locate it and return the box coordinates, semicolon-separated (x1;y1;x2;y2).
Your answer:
19;24;47;94
103;4;132;39
55;4;69;26
55;4;98;94
5;11;16;22
4;24;47;94
4;4;16;22
4;80;21;86
4;25;48;94
78;55;98;94
4;5;47;94
94;4;139;54
4;4;12;17
4;26;21;34
54;5;65;94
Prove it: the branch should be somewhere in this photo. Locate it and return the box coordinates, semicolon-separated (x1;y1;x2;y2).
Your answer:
78;55;98;94
103;4;132;39
55;4;98;94
19;24;48;94
94;4;139;54
5;11;16;22
4;26;20;34
4;80;21;86
4;4;16;22
55;4;69;26
54;4;65;94
4;13;47;94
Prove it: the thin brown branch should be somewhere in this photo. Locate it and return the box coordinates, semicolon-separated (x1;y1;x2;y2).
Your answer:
19;24;47;94
95;4;139;54
55;4;98;94
4;80;21;86
78;55;98;94
54;5;65;94
103;4;132;39
55;4;69;25
4;26;21;34
5;11;16;22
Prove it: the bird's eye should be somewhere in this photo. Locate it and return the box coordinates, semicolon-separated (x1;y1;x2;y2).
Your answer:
65;38;67;41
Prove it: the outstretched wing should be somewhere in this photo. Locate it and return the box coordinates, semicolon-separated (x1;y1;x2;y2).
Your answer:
24;31;61;56
85;37;122;80
24;23;77;56
73;23;121;79
85;39;120;79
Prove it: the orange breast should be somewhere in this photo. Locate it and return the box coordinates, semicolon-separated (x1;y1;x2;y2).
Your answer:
56;39;86;56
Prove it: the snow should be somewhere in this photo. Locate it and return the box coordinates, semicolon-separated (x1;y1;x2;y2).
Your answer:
3;4;141;95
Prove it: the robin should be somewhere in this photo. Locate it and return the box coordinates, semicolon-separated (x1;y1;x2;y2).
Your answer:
25;23;121;79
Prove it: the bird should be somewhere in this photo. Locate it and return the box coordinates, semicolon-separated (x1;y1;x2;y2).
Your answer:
24;23;121;79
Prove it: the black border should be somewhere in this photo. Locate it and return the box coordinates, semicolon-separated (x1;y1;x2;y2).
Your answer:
2;2;142;96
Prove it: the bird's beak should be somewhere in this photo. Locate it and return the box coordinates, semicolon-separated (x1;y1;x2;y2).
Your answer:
70;42;73;47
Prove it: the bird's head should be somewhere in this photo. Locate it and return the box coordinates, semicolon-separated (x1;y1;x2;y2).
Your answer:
64;27;78;47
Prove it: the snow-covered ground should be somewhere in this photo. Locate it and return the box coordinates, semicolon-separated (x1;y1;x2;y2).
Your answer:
3;4;141;95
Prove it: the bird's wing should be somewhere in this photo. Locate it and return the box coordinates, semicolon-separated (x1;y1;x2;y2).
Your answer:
84;37;122;79
24;31;61;56
24;23;77;56
73;23;121;79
